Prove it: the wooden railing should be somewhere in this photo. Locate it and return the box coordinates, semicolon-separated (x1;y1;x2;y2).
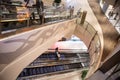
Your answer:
76;17;101;77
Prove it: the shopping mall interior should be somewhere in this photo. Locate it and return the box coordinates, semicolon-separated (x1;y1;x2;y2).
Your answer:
0;0;120;80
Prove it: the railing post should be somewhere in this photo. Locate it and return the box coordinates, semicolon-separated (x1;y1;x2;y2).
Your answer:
88;31;98;50
27;18;30;27
80;11;87;25
0;12;1;34
0;17;1;35
114;18;120;27
0;22;1;35
85;22;89;31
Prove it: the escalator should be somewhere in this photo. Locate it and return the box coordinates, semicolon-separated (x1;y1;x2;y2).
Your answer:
17;52;89;80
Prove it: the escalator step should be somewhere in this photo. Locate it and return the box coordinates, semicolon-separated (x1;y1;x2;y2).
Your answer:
28;68;33;75
32;68;36;75
43;67;48;73
56;66;60;71
46;67;50;73
49;66;54;72
36;68;40;74
39;67;44;74
60;54;65;59
53;66;57;72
